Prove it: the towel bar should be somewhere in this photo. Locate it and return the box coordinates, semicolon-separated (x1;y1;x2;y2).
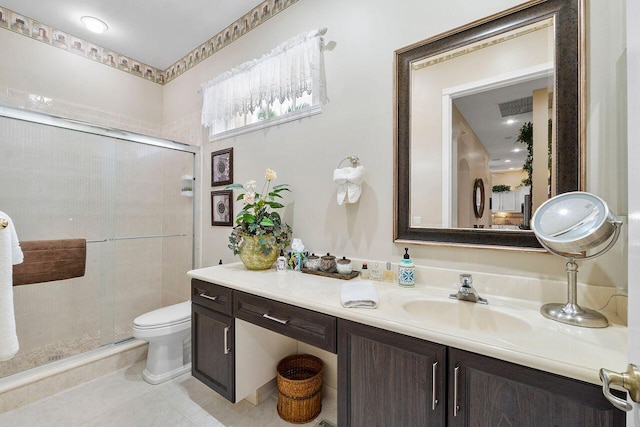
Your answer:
0;218;7;229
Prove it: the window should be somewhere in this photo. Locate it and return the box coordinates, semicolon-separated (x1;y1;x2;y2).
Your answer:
200;29;326;140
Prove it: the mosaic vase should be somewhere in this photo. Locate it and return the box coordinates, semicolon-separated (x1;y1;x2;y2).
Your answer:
238;233;279;270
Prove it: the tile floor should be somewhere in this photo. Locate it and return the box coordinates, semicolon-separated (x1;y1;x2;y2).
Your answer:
0;362;338;427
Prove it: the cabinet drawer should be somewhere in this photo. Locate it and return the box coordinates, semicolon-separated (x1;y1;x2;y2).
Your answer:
234;291;337;353
191;279;233;316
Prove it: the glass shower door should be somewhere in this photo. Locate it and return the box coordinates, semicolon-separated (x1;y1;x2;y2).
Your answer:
0;112;195;378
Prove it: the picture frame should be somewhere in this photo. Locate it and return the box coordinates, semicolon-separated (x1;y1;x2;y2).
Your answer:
211;190;233;226
211;148;233;186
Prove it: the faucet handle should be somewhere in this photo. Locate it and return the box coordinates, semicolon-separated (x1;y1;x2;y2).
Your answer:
459;273;472;286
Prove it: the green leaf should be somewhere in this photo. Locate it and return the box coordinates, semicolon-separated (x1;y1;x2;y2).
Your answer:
236;194;245;201
260;218;274;226
272;184;289;190
226;183;245;190
267;202;284;209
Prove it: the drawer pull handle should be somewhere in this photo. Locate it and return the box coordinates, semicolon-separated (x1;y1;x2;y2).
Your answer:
223;326;230;355
199;293;218;301
263;313;288;324
432;361;438;411
453;365;460;417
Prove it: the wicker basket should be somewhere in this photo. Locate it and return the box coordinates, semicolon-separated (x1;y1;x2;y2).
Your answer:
276;354;323;424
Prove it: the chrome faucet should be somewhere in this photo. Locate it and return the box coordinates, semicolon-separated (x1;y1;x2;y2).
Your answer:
449;274;488;304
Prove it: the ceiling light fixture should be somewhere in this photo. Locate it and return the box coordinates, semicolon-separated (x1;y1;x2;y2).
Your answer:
81;16;108;34
512;148;521;153
505;119;517;125
504;159;512;163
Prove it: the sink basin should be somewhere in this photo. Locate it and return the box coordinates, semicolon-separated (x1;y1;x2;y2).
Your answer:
398;298;532;334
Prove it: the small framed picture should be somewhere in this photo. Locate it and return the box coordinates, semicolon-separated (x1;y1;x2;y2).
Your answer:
211;190;233;226
211;148;233;186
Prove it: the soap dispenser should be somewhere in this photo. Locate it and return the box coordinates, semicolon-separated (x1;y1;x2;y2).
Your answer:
398;248;415;287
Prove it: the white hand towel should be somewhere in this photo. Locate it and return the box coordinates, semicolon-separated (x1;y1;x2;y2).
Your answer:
340;281;379;309
0;211;23;265
333;166;365;205
0;214;20;361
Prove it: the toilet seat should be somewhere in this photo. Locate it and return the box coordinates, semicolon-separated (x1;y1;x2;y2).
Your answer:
134;301;191;329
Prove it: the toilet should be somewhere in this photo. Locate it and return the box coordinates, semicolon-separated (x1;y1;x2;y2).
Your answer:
133;301;192;385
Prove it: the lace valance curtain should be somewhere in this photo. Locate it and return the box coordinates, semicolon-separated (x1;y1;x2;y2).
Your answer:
200;28;326;136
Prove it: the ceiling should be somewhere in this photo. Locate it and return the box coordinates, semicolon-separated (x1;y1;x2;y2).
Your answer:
453;76;552;174
0;0;262;69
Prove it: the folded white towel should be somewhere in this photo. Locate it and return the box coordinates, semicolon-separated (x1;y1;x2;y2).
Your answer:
333;166;365;205
341;281;379;309
0;211;23;265
0;213;20;361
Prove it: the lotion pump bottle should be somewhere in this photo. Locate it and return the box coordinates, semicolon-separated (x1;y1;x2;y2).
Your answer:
276;249;287;273
398;248;415;287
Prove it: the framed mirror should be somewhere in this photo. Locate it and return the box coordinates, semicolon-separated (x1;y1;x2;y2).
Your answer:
473;178;485;219
394;0;584;249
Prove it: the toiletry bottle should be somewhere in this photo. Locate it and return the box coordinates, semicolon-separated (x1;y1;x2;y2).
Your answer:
383;261;394;282
398;247;415;287
276;250;287;273
370;262;382;281
361;262;369;280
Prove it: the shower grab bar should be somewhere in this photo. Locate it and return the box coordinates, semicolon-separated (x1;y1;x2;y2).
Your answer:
87;233;187;243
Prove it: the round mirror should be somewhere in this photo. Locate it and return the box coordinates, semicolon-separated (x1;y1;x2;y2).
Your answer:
532;192;617;255
530;191;622;328
473;178;484;219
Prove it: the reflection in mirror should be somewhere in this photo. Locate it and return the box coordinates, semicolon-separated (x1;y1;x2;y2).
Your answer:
473;178;484;220
410;19;554;230
395;0;583;249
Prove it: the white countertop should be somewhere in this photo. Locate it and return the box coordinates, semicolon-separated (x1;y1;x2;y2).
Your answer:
188;263;628;386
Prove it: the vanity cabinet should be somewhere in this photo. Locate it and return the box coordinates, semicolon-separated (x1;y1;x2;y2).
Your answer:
448;348;624;427
338;319;447;426
338;319;624;427
191;279;332;404
191;280;235;402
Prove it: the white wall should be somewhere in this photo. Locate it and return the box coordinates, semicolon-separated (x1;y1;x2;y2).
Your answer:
163;0;627;290
0;29;163;127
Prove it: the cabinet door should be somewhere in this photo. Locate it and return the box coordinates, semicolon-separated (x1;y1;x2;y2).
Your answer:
501;191;518;211
192;303;235;402
338;320;446;427
448;348;625;427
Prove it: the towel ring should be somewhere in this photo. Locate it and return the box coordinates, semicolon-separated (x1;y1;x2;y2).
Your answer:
0;218;8;229
337;156;360;169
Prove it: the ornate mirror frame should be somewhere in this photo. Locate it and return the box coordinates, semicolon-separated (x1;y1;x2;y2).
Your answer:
394;0;585;250
473;178;485;219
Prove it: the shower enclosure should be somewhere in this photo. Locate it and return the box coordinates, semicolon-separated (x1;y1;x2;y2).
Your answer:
0;107;197;379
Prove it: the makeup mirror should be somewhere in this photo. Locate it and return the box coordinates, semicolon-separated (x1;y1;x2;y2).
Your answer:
394;0;584;249
531;192;622;327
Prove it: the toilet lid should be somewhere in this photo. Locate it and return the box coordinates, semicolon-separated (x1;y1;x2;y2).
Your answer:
134;301;191;329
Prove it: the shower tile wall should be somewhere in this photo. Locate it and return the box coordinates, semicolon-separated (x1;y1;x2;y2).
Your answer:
0;115;194;376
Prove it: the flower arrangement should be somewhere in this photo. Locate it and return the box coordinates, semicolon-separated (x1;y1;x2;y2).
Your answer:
226;168;292;257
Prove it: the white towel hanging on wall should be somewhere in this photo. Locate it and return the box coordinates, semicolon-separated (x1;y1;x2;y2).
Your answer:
0;211;23;361
333;162;365;205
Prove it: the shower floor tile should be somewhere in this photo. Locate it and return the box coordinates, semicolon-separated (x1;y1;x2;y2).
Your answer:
0;361;338;427
0;324;133;379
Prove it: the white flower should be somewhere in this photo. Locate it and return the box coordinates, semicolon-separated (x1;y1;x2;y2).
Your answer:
265;168;277;182
244;180;257;192
243;192;256;204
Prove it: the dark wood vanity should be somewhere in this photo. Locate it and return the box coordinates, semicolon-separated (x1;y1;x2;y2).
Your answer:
191;278;624;426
